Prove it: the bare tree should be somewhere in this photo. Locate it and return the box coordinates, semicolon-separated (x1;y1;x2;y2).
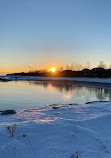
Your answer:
98;61;106;69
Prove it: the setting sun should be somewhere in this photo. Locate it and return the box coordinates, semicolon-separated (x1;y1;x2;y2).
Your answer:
50;67;56;72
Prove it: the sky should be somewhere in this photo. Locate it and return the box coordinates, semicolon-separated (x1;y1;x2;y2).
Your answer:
0;0;111;75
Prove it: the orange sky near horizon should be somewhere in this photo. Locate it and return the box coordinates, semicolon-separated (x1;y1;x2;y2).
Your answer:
0;59;65;75
0;61;106;76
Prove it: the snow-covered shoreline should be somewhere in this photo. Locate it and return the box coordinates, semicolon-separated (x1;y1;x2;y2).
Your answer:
0;101;111;158
5;76;111;85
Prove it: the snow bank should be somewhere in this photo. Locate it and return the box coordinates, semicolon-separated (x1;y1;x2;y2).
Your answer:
0;101;111;158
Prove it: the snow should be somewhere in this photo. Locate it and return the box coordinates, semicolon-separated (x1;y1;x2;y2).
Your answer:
0;101;111;158
6;76;111;84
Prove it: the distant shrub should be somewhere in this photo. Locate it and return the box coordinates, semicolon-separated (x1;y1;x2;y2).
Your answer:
6;124;16;137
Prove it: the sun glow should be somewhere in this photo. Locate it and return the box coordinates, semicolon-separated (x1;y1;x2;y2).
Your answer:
62;91;74;101
50;67;56;72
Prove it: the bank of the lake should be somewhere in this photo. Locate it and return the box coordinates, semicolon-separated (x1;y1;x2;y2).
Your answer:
5;76;111;84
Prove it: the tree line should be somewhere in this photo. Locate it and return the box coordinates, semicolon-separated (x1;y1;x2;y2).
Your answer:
7;67;111;78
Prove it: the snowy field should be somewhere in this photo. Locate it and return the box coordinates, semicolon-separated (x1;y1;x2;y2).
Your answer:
0;101;111;158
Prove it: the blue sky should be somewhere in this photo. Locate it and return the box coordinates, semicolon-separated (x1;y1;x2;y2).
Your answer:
0;0;111;74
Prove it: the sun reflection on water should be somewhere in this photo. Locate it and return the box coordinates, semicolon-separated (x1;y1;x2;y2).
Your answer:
62;91;74;101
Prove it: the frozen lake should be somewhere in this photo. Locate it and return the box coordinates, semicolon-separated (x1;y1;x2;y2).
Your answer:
0;80;111;110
